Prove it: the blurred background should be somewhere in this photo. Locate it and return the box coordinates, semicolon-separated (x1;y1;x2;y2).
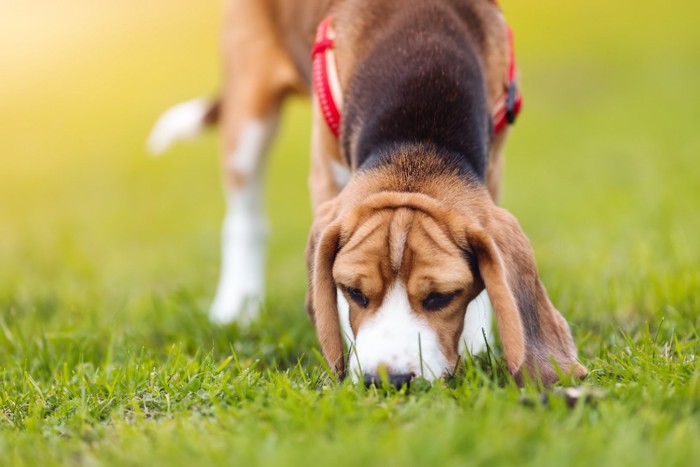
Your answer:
1;0;699;357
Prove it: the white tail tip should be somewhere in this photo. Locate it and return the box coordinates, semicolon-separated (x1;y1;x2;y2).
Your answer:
147;98;210;156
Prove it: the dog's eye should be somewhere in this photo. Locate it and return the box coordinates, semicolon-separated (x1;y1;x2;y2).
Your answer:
346;287;369;308
422;291;460;312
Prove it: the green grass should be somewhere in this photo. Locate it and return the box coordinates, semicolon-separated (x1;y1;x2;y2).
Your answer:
1;0;699;465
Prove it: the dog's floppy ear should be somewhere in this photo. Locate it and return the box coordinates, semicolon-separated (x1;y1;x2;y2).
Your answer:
305;200;345;378
465;207;587;385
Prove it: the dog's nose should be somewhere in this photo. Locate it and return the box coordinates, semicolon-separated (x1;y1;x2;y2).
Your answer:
364;372;416;388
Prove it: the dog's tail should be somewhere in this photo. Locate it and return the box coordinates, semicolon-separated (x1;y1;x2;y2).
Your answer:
147;98;220;156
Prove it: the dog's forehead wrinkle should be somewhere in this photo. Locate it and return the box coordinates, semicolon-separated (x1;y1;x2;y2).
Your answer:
408;214;459;260
341;212;387;253
389;208;415;272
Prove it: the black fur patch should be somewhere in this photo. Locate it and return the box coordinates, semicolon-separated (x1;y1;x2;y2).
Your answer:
342;1;491;181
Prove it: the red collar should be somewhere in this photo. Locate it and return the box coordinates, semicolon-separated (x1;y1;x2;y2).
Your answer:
312;16;522;139
312;17;342;138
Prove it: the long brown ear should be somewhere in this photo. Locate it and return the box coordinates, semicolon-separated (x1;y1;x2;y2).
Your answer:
466;207;587;385
304;201;345;378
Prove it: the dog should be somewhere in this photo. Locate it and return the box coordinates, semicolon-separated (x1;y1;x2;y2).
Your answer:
148;0;587;386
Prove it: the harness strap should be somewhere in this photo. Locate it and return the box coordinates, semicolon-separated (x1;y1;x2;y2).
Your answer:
311;17;342;138
492;24;523;134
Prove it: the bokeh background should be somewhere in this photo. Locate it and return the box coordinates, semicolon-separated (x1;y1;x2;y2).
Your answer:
1;0;699;463
3;0;698;333
3;0;699;355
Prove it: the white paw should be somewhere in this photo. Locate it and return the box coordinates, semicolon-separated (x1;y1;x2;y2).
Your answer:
208;242;265;325
209;287;262;325
459;289;494;356
209;210;266;325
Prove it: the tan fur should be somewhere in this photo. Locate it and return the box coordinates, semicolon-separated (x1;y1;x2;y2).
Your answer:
389;209;414;272
220;0;307;188
221;0;509;198
316;206;477;370
309;99;346;210
486;128;509;202
310;220;346;376
219;0;585;384
306;149;586;384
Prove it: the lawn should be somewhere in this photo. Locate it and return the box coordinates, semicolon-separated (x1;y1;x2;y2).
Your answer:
1;0;699;465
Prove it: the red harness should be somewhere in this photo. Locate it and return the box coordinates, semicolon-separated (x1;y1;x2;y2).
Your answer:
311;18;343;138
311;16;522;139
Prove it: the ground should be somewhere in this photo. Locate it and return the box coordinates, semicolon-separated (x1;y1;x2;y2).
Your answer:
1;0;699;465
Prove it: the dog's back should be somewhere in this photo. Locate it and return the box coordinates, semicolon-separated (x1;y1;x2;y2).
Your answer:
250;0;508;179
340;0;493;177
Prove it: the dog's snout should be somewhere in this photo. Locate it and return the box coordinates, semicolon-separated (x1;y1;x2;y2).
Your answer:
389;373;415;388
363;372;416;388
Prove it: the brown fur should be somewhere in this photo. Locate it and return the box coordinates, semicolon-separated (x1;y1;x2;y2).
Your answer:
217;0;585;384
306;149;586;384
219;0;508;197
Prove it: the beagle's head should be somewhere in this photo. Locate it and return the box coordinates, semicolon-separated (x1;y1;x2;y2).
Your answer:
306;169;586;386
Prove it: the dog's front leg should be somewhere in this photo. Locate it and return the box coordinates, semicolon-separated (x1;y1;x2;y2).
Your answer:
210;112;279;325
308;96;348;212
210;0;309;324
485;128;509;204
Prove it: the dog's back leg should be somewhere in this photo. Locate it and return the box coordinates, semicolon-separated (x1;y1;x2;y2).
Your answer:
210;0;305;324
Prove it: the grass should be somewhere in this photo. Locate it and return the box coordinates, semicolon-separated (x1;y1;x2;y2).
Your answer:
1;0;699;465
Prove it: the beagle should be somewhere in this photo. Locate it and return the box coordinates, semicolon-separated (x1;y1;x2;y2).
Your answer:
148;0;587;386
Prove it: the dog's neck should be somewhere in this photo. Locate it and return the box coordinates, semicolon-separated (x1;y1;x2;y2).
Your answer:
360;141;484;188
344;144;485;208
341;3;491;182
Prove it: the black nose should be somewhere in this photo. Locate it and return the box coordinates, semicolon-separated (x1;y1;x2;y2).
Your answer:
364;372;416;388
